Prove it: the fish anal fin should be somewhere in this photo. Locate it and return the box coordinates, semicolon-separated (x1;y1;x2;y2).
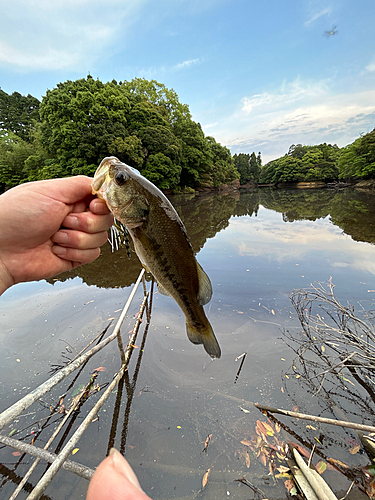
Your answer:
197;262;213;306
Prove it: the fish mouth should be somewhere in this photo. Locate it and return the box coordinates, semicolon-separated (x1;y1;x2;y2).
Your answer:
92;156;120;195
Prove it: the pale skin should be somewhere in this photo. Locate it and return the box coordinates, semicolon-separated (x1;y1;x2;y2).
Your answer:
0;176;151;500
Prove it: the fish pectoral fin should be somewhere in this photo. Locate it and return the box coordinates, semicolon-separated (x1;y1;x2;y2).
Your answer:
197;262;213;306
157;282;172;297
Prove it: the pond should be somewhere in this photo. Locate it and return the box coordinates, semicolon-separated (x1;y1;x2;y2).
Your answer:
1;186;375;499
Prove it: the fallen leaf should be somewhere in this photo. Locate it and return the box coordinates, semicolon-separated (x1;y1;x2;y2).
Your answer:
328;457;350;469
349;444;361;455
284;479;294;492
316;461;327;474
277;465;290;473
12;451;21;457
72;448;79;455
258;451;267;467
202;468;210;489
239;406;250;413
241;438;252;447
257;420;274;436
94;367;106;372
289;442;310;459
245;451;250;468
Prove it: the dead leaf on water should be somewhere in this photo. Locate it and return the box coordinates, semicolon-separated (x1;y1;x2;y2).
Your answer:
202;468;210;489
239;406;250;413
316;461;327;474
349;444;361;455
241;438;252;447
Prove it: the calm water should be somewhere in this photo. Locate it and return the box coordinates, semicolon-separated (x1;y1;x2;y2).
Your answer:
1;187;375;499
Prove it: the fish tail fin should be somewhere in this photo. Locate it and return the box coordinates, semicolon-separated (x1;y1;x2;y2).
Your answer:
186;320;221;359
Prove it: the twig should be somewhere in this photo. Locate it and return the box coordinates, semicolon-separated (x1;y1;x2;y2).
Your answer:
26;289;146;500
9;377;95;500
255;403;375;433
0;434;93;480
0;270;145;431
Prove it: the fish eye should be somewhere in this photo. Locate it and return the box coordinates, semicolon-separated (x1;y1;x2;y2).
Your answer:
115;171;128;186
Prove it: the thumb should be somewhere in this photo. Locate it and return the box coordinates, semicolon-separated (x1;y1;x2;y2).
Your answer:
86;448;152;500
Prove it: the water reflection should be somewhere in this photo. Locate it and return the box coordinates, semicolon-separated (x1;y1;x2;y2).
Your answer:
51;187;375;290
2;186;375;499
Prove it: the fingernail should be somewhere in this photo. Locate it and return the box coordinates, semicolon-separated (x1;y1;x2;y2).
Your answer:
52;245;66;256
53;231;68;244
109;448;141;489
64;215;79;229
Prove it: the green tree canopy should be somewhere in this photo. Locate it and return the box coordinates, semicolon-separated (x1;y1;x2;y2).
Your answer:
0;90;40;142
0;77;238;191
338;129;375;179
260;143;339;184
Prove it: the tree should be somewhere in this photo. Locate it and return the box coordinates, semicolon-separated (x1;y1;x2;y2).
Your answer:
122;78;191;123
39;76;130;176
249;152;260;182
233;153;250;184
0;90;40;142
338;129;375;179
0;132;36;189
142;152;181;189
206;136;238;187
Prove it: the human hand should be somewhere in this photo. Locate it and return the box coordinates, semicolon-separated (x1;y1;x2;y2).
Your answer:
86;448;151;500
0;176;114;294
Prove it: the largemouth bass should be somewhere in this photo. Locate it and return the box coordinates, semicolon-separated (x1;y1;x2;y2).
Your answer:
92;156;221;358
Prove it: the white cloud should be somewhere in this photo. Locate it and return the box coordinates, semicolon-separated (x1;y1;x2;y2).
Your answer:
304;7;332;27
0;0;146;70
201;79;375;163
366;59;375;72
174;58;201;70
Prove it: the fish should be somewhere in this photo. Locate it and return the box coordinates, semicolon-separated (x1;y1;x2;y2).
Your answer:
92;156;221;358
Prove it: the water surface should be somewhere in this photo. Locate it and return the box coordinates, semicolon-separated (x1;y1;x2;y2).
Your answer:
1;187;375;499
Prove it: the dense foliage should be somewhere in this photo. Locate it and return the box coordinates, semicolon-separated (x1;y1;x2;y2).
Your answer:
1;77;375;192
233;152;261;184
0;77;238;191
260;143;340;184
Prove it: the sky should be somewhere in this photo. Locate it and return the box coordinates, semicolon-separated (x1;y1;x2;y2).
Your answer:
1;0;375;163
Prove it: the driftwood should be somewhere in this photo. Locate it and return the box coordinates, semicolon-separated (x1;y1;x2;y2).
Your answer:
255;403;375;433
292;447;338;500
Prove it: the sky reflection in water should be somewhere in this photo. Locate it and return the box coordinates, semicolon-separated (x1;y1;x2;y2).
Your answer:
1;191;375;499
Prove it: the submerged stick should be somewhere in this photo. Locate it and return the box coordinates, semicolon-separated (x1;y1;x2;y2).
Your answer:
9;379;96;500
0;434;93;480
255;403;375;433
0;270;145;431
26;288;147;500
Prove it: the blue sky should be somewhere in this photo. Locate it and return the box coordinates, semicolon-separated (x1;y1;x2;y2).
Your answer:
1;0;375;163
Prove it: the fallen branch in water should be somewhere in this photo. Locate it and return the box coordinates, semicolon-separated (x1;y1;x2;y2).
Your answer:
254;403;375;433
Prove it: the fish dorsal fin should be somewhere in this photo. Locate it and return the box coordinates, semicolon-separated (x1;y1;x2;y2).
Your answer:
197;262;212;306
157;282;172;297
